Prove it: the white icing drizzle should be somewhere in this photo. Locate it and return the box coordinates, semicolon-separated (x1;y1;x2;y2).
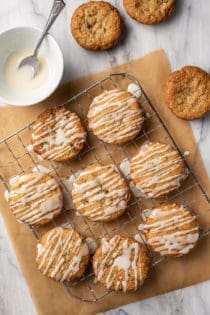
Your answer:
59;178;75;210
131;142;187;198
93;235;143;292
120;158;131;180
60;222;74;229
88;89;144;143
8;172;63;225
58;171;81;210
120;158;145;198
36;227;89;282
72;164;130;221
143;204;199;256
134;234;144;244
27;144;34;152
86;237;98;255
4;190;9;201
32;109;86;161
184;151;190;156
141;209;152;221
32;164;51;174
127;83;142;99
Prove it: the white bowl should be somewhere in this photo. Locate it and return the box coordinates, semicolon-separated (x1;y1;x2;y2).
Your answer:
0;27;64;106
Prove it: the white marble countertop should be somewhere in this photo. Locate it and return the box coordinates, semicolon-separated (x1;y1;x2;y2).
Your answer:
0;1;210;315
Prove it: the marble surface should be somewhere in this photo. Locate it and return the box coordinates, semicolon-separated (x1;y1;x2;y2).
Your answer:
0;1;210;315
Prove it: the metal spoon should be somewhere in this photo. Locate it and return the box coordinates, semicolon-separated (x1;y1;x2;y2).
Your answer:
18;0;65;79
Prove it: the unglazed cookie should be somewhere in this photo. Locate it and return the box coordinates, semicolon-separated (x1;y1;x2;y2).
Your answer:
165;66;210;120
36;227;90;282
31;108;86;162
8;172;63;226
143;203;200;257
72;163;131;222
130;142;186;198
93;235;150;292
88;89;144;144
123;0;175;25
71;1;123;51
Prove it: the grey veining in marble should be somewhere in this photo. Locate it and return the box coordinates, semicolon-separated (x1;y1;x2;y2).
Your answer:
0;1;210;315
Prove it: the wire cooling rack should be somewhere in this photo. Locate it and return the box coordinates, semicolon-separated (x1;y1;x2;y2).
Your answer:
0;73;210;303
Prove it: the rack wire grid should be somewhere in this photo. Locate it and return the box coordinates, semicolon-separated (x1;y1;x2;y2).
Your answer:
0;73;210;303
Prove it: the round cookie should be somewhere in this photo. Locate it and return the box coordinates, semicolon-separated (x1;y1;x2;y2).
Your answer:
8;172;63;226
88;89;144;144
93;235;150;292
123;0;175;25
36;227;90;282
72;163;131;222
130;142;186;198
143;203;200;257
71;1;123;51
165;66;210;120
31;108;86;162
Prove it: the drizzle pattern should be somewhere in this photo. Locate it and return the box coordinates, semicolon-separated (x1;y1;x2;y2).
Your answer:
8;172;63;226
32;108;86;162
93;235;149;292
88;89;144;144
72;163;131;222
36;227;89;282
143;203;200;257
130;142;187;198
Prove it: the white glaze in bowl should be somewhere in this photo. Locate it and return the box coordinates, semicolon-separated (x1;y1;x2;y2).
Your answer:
0;27;64;106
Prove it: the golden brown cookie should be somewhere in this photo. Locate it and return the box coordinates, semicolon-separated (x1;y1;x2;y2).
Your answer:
143;203;200;257
8;172;63;226
36;227;90;282
72;163;131;222
71;1;123;51
88;89;144;144
130;142;186;198
123;0;175;25
165;66;210;120
93;235;150;292
31;108;86;162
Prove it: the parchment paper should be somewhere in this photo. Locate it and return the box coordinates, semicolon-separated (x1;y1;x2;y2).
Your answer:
0;50;209;315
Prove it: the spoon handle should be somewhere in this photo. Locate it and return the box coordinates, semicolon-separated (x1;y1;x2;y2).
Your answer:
34;0;66;56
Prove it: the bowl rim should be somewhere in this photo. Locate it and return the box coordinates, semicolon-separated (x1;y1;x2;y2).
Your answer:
0;26;64;106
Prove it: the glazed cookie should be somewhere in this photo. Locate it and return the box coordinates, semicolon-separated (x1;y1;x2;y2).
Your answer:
88;89;144;144
123;0;175;25
72;163;131;222
93;235;150;292
165;66;210;120
130;142;186;198
31;108;86;162
36;227;90;282
8;172;63;226
71;1;123;51
143;203;200;257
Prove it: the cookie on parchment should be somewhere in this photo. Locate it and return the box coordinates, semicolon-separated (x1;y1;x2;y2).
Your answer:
88;89;144;144
36;227;90;282
143;203;200;257
165;66;210;120
71;1;123;51
31;108;86;162
93;235;150;292
8;172;63;226
130;142;186;198
72;163;131;222
123;0;175;25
